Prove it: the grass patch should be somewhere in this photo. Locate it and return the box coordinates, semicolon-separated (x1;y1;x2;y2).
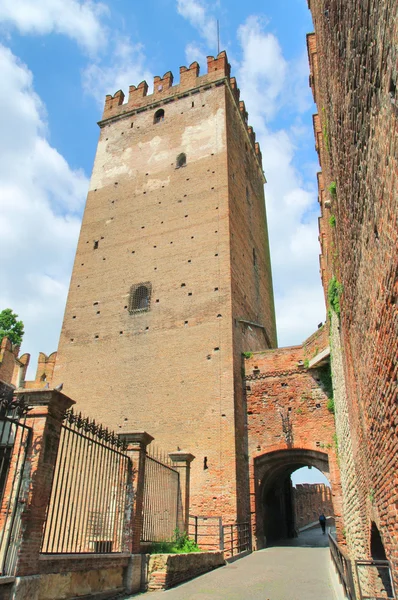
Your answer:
329;215;336;228
149;530;201;554
327;398;335;414
242;351;253;359
328;181;337;197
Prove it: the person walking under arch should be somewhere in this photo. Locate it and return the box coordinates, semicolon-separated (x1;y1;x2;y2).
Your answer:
319;512;327;534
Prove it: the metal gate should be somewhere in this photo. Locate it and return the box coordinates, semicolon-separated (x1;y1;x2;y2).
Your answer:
0;387;31;575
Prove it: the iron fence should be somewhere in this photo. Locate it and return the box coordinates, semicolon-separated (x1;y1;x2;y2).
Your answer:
0;387;32;575
189;515;223;550
41;409;131;554
221;522;251;558
328;532;356;599
189;515;251;558
142;448;182;542
355;559;396;600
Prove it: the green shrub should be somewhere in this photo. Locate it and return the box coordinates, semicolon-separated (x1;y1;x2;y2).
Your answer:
149;529;200;555
327;398;335;414
329;215;336;228
328;181;337;197
328;276;343;317
242;351;253;359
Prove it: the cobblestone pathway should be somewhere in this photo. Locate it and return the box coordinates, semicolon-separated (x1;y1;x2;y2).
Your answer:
130;528;337;600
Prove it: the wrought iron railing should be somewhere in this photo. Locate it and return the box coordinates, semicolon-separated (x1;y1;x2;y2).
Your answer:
0;388;32;575
189;515;223;550
141;448;182;542
189;515;251;558
221;522;251;558
328;532;356;599
355;559;396;600
41;409;131;554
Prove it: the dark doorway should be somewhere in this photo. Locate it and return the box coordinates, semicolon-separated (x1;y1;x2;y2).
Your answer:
371;522;387;561
255;449;332;549
263;475;295;543
369;522;393;598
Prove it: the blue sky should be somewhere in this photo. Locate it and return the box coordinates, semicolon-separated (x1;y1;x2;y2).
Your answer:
0;1;325;391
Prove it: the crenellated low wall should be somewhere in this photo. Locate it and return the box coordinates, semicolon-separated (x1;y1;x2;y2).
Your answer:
145;551;225;591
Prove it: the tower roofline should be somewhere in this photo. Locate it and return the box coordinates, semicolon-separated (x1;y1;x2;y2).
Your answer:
98;50;265;182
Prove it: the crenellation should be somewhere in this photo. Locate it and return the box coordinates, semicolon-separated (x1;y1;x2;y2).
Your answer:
153;71;174;94
229;77;240;103
104;89;125;114
206;51;230;77
254;142;262;165
98;50;264;180
101;51;233;122
247;126;256;148
179;61;200;86
128;80;148;106
239;100;248;124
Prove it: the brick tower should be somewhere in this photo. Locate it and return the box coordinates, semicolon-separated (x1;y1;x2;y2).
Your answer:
54;51;277;522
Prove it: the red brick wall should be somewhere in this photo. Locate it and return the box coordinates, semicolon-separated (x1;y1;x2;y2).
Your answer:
307;0;398;581
53;51;276;525
0;338;19;385
293;483;334;529
244;338;343;547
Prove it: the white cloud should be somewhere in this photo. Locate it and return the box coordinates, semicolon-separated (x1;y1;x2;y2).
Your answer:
237;16;287;122
0;0;154;106
176;0;217;48
0;0;108;54
236;16;325;346
184;41;207;71
0;44;88;375
83;36;152;106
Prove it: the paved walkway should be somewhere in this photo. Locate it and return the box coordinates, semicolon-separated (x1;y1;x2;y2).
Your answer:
131;528;336;600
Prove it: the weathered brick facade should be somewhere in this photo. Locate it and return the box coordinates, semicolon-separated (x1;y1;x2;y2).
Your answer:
293;483;334;530
307;0;398;582
53;52;277;524
244;326;342;547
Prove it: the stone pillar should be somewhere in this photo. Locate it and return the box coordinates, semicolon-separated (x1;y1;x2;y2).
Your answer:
13;389;74;577
118;432;153;554
168;452;195;533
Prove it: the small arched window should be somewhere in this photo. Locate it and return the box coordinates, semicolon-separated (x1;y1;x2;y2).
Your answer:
176;153;186;168
154;109;164;124
128;282;152;313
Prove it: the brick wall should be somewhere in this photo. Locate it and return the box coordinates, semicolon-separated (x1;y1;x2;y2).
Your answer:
0;338;29;387
145;551;225;591
53;51;276;524
307;0;398;581
0;336;55;390
293;483;334;529
244;335;343;547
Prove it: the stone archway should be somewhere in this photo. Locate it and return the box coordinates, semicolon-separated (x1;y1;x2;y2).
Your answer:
254;448;330;548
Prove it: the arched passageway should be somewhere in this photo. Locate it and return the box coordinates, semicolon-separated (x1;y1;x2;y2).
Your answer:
254;449;332;548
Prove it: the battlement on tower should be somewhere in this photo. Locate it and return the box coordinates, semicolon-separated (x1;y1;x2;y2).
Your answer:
100;50;263;167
